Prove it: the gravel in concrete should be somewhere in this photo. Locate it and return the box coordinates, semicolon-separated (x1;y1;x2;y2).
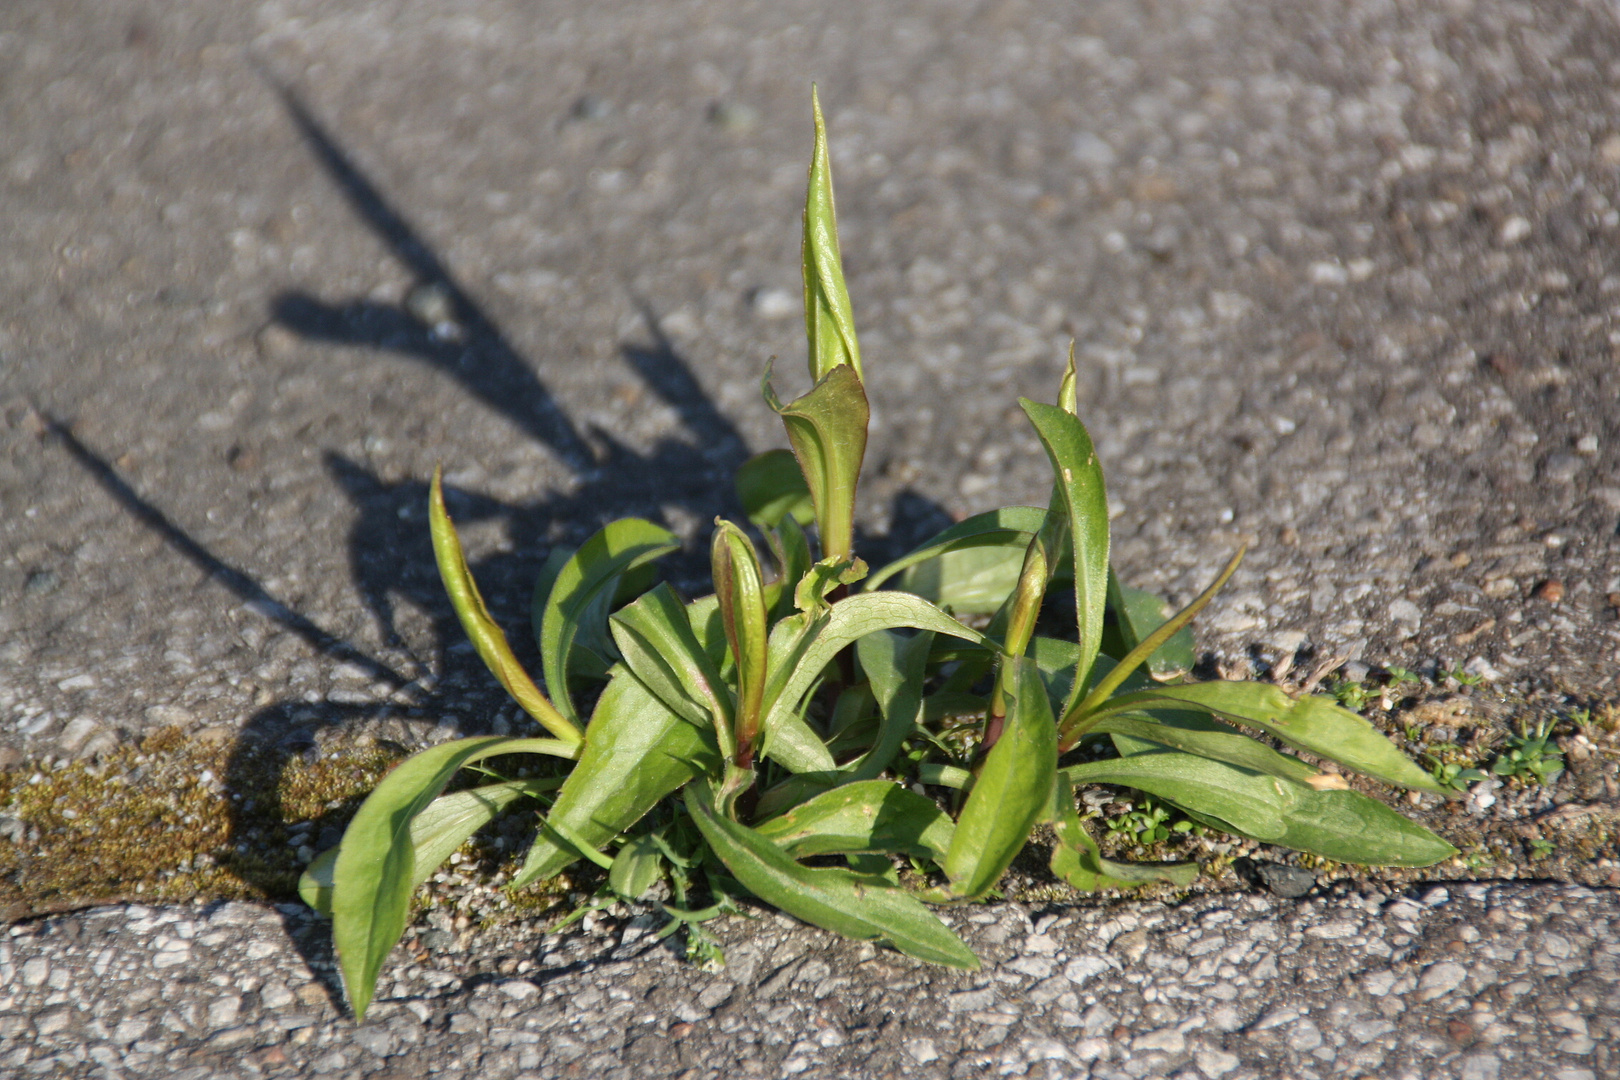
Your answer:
2;883;1615;1079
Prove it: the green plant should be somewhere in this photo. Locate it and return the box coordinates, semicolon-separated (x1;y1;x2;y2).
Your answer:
1423;754;1489;793
300;89;1456;1019
1444;666;1484;687
1490;718;1565;787
1383;666;1419;690
1527;836;1556;860
1103;794;1198;847
1331;678;1374;713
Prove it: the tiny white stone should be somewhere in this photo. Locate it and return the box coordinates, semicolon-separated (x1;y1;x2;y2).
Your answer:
1072;1037;1111;1062
1022;1037;1070;1062
260;982;294;1011
498;979;539;1002
1063;954;1112;986
1547;1011;1588;1035
1196;1049;1241;1077
113;1017;150;1044
1133;1028;1186;1054
906;1037;940;1064
1310;261;1349;286
749;288;797;320
1459;1052;1503;1080
1005;955;1055;980
34;1007;73;1036
1417;960;1468;1001
1305;920;1358;940
1286;1018;1324;1052
206;995;241;1029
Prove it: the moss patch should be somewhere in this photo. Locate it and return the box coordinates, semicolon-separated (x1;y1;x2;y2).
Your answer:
0;726;399;919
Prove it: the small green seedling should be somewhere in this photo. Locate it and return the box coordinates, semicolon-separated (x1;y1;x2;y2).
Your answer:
1490;719;1564;787
1331;678;1374;713
1384;666;1419;690
1445;667;1484;687
301;88;1457;1019
1527;836;1556;860
1104;795;1198;847
1424;755;1489;793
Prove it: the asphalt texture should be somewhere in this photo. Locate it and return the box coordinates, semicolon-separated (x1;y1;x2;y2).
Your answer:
3;884;1616;1080
2;1;1619;1076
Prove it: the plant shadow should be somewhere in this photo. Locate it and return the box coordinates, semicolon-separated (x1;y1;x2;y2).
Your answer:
199;77;952;1001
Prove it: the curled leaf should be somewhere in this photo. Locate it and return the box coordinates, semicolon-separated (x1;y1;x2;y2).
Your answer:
765;363;870;564
713;520;770;763
430;468;578;744
1047;773;1197;891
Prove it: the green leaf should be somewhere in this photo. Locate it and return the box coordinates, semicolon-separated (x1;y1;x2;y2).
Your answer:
610;583;736;752
919;763;974;789
903;546;1028;616
430;468;579;744
1269;788;1457;866
1065;751;1294;841
1029;635;1082;714
944;656;1058;899
1088;681;1448;794
760;593;990;773
300;776;560;916
864;506;1047;600
541;518;679;723
846;853;898;882
764;363;869;563
754;780;954;862
683;593;729;665
712;520;770;761
1104;571;1195;680
1047;773;1197;891
736;449;815;530
529;546;573;652
609;832;667;900
331;735;575;1018
847;628;934;780
513;669;719;887
1019;401;1109;713
1189;787;1457;867
763;516;814;621
685;785;978;970
802;86;862;383
1095;713;1322;785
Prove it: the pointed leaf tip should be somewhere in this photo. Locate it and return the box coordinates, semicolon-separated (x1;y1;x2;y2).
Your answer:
802;87;862;383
